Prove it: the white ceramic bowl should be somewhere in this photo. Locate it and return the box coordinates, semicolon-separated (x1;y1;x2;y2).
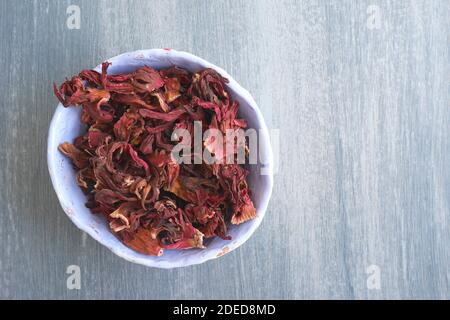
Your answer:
47;49;273;268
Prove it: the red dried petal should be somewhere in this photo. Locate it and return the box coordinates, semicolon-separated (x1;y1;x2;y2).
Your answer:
132;66;164;93
88;130;110;148
160;210;205;250
122;227;163;256
126;144;150;177
138;107;186;121
113;93;156;109
163;78;181;103
54;63;257;256
58;142;89;169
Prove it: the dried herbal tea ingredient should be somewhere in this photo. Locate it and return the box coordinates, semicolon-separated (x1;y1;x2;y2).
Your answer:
54;63;256;256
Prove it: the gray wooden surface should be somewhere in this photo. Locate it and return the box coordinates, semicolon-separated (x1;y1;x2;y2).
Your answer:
0;0;449;299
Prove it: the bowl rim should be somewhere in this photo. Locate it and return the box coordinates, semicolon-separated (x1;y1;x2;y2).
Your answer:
47;49;274;268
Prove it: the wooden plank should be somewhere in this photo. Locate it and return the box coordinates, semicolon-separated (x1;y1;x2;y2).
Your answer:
0;0;448;299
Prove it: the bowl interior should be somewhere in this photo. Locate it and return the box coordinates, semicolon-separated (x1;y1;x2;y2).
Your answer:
48;49;273;268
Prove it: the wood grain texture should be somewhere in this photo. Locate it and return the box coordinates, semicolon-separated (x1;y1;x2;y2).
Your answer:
0;0;448;299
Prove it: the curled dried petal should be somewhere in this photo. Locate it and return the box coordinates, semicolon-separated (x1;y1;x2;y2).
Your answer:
76;167;95;190
132;66;164;93
54;64;256;256
139;107;186;121
231;202;257;225
58;142;89;169
113;109;145;142
160;210;205;250
164;78;181;103
88;130;111;148
109;205;131;232
95;189;135;206
113;93;155;109
122;227;163;256
152;91;170;112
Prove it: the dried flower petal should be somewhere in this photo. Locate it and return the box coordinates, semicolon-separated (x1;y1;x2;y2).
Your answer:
122;227;163;256
132;66;164;93
54;63;257;256
58;142;89;169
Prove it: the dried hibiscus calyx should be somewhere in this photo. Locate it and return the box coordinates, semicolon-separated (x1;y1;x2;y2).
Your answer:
213;164;256;225
54;62;257;256
121;227;163;256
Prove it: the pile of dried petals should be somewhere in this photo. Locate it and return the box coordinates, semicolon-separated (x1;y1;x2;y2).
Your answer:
53;62;256;256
